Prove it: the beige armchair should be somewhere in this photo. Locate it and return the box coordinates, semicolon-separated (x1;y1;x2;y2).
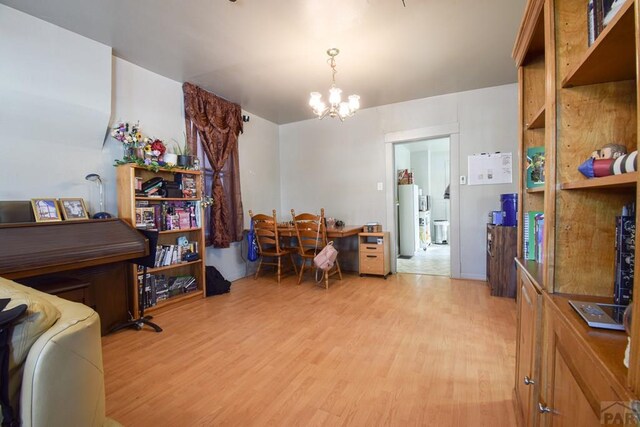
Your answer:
0;277;120;427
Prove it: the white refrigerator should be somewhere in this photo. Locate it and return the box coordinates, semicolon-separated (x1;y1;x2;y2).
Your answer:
398;184;420;256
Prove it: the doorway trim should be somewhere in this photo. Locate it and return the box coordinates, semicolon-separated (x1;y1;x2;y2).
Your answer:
384;123;461;278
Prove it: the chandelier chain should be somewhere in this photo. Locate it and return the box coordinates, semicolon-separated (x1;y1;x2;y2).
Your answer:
328;56;337;85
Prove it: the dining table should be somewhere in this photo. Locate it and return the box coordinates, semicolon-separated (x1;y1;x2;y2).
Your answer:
276;224;363;272
277;224;363;238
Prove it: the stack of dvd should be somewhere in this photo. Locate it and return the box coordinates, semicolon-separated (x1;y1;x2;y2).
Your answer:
614;214;635;305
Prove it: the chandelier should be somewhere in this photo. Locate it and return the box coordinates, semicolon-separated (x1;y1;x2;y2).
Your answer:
309;48;360;121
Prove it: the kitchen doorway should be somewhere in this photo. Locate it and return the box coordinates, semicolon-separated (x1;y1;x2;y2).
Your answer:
395;137;451;276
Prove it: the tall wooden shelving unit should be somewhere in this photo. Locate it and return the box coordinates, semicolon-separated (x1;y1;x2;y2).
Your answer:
513;0;640;425
116;164;206;318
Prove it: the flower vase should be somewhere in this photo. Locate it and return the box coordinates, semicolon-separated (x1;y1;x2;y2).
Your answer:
123;144;135;161
177;155;190;168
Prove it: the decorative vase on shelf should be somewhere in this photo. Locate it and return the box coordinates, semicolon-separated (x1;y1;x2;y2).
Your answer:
123;144;136;161
177;155;190;168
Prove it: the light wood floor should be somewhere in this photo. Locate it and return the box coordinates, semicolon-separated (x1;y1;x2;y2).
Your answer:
102;273;517;426
397;244;451;276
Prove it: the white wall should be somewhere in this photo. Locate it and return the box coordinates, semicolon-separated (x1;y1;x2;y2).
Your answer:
456;86;518;278
107;57;187;214
280;84;518;279
0;4;111;204
279;108;388;225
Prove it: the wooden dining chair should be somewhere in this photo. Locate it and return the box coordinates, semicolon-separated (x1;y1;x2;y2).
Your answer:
291;208;342;289
249;209;298;284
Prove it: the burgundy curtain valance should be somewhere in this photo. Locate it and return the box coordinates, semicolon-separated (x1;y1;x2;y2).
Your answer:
183;82;244;248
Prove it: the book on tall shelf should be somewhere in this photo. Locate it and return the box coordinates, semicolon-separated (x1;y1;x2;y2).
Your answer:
603;0;628;27
614;215;635;305
135;207;155;229
534;213;544;263
588;0;596;46
526;147;545;189
524;211;543;260
181;175;197;198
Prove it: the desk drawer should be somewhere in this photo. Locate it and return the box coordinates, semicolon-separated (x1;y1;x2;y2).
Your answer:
360;253;384;275
360;243;384;254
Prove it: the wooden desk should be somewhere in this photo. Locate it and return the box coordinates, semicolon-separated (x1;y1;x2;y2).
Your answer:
277;224;362;238
277;225;362;271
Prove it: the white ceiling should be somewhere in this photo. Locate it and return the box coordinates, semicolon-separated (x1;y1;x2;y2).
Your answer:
1;0;526;124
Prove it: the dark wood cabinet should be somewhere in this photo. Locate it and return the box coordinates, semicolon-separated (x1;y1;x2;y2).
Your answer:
486;224;517;298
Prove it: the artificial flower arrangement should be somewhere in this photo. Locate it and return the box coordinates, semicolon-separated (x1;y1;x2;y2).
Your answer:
111;121;143;146
143;138;167;160
111;121;172;172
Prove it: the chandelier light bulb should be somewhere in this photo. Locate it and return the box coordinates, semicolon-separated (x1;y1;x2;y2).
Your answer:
309;48;360;121
314;101;327;115
329;87;342;105
348;94;360;111
309;92;322;107
338;102;350;118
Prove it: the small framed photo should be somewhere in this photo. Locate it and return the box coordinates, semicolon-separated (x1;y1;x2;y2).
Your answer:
31;199;62;222
59;198;90;221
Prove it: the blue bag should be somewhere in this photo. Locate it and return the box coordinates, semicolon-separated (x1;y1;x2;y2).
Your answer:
247;220;259;262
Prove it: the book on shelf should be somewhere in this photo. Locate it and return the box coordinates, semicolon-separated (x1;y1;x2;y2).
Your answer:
152;240;200;268
138;274;198;308
603;0;628;27
588;0;625;47
180;175;197;198
588;0;597;46
135;201;200;231
135;207;156;229
534;213;544;263
614;212;635;305
523;211;543;261
526;147;545;189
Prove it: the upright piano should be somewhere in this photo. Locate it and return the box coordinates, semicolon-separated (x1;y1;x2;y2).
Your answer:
0;219;147;334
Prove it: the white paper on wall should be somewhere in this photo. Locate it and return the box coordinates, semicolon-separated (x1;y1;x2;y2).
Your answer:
467;152;512;185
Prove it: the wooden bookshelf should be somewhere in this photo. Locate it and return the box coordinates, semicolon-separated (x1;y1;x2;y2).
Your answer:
526;186;545;193
562;0;635;88
561;172;637;190
147;259;202;274
526;105;545;129
116;164;206;318
136;197;200;202
512;0;640;423
145;289;202;314
160;227;202;234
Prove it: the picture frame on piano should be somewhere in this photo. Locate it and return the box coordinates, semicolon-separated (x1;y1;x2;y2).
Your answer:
59;198;90;221
30;198;62;223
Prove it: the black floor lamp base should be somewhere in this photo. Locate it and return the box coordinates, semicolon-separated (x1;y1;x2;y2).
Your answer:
109;229;163;334
109;314;163;333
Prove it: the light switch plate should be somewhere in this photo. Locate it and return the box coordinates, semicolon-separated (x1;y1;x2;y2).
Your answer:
377;182;384;191
459;175;467;185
